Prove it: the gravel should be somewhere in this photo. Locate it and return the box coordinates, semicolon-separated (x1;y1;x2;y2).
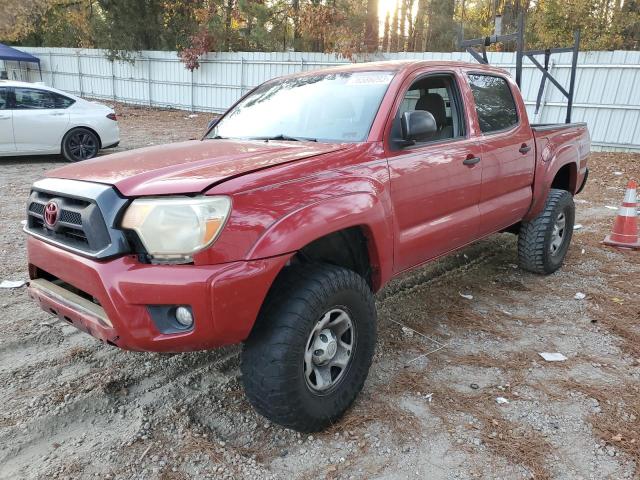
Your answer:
1;104;639;479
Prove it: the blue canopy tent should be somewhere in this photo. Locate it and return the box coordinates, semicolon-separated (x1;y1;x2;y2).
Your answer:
0;43;42;81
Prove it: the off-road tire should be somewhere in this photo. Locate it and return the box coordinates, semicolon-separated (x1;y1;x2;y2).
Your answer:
518;188;575;274
62;128;100;162
241;263;376;432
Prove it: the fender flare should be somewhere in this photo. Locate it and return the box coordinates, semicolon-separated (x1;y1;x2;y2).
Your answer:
525;143;579;221
247;192;394;290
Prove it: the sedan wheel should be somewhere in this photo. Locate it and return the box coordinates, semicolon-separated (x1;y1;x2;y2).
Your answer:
62;128;99;162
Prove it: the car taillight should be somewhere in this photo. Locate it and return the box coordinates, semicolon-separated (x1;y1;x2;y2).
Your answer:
106;113;117;121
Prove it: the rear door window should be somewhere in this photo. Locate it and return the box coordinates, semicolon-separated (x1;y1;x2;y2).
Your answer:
51;92;75;109
467;74;518;133
14;88;56;109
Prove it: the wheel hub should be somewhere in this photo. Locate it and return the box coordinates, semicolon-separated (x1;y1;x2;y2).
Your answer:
311;329;338;365
304;308;355;393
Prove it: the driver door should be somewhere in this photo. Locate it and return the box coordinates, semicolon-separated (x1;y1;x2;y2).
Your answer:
386;71;482;273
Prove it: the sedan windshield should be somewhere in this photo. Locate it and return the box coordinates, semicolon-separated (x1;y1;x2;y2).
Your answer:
208;71;395;143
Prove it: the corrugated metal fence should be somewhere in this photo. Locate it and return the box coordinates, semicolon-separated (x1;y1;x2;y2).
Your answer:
3;48;640;152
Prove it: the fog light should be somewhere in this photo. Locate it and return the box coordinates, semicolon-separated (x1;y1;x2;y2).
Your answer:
175;306;193;328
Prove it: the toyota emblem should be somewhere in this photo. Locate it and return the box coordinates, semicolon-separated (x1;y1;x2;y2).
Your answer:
44;201;59;228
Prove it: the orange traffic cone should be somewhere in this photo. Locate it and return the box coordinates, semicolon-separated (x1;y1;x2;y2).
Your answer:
603;179;640;249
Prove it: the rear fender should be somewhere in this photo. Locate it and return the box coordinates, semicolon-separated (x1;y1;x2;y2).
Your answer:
247;193;394;290
525;143;579;221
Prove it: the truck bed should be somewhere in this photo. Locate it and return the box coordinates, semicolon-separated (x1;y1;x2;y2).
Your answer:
531;122;588;132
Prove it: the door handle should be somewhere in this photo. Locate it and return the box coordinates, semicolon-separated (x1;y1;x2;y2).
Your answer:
50;112;65;116
519;144;532;154
463;156;481;166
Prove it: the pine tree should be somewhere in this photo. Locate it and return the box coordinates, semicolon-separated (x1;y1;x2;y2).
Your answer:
365;0;379;52
390;0;400;51
382;11;391;51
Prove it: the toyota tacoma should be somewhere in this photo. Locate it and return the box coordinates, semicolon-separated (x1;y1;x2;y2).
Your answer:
24;60;590;432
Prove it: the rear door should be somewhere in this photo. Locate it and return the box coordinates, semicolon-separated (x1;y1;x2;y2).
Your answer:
386;70;482;273
466;73;535;236
12;87;70;153
0;87;15;153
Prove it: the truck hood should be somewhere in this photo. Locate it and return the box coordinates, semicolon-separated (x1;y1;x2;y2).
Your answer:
47;139;349;196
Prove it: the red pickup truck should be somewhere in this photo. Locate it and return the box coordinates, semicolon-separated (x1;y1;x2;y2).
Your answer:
25;60;589;432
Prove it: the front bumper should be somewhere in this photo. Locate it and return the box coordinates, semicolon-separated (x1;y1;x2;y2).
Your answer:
27;237;290;352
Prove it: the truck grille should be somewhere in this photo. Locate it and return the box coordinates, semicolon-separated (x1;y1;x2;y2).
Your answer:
27;193;106;253
25;179;131;259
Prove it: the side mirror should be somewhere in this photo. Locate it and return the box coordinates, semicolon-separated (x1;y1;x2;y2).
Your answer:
400;110;437;144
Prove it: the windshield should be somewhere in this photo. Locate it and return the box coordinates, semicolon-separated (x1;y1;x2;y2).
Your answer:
208;71;395;143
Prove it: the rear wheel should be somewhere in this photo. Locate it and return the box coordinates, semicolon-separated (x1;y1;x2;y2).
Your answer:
62;128;99;162
241;263;376;432
518;188;575;274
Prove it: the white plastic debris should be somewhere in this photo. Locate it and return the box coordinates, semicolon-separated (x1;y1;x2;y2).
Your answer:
539;352;568;362
0;280;26;288
496;397;509;405
581;248;586;254
574;292;586;300
424;393;433;403
20;219;26;226
613;171;623;176
459;292;474;300
187;114;198;118
574;224;583;230
605;206;618;210
401;326;414;337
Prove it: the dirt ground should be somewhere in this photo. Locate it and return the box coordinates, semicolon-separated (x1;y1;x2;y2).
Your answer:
0;103;639;480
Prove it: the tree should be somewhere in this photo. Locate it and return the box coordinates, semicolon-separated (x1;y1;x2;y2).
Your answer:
400;0;407;50
2;0;638;56
618;0;640;49
411;0;429;51
426;0;456;50
365;0;379;52
0;0;48;43
382;11;391;51
390;0;400;50
292;0;302;50
99;0;166;49
0;0;97;47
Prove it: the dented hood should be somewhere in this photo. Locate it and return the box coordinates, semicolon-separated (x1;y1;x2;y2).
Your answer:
46;139;348;196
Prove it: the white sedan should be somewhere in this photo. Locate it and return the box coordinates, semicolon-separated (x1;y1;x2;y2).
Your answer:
0;80;120;161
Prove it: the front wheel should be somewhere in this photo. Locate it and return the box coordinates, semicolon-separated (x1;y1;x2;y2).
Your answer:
518;188;575;274
241;263;377;432
62;128;99;162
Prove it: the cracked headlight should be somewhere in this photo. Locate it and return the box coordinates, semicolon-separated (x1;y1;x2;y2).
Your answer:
121;196;231;262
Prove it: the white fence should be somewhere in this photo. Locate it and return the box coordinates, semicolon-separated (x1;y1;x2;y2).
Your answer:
3;48;640;152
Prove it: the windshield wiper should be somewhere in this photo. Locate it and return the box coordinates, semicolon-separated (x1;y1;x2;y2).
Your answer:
251;134;318;142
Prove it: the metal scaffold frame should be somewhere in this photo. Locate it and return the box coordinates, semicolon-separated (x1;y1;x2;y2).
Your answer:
458;13;581;123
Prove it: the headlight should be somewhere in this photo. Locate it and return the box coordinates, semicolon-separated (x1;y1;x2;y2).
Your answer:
121;196;231;262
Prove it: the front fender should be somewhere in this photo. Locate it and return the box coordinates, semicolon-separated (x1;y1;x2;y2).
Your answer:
247;192;394;289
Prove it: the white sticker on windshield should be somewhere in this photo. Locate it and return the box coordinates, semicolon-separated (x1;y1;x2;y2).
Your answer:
346;72;395;85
